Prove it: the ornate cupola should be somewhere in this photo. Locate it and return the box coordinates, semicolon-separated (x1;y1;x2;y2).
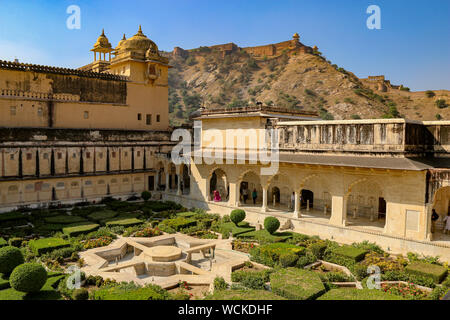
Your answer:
91;29;113;62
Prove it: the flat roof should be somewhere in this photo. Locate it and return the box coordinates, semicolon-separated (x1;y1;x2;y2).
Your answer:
196;152;450;171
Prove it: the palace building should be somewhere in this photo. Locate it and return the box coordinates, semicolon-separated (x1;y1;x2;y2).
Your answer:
0;27;175;209
0;29;449;260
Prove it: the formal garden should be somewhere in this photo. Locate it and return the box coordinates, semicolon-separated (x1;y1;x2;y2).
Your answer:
0;196;449;300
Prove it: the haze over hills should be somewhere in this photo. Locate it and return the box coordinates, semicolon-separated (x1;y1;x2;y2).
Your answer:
163;34;449;126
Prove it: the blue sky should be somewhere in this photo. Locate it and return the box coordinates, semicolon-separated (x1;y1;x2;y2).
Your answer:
0;0;448;91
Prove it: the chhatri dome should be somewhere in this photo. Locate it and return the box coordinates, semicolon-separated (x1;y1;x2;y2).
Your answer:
92;29;112;51
118;25;159;54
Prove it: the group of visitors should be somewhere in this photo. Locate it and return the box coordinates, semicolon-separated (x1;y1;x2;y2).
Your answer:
240;187;258;205
431;209;450;234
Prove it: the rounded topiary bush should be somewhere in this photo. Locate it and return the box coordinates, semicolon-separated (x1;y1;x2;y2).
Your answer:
0;246;25;275
264;217;280;234
141;191;151;201
10;263;47;293
230;209;246;225
72;288;89;300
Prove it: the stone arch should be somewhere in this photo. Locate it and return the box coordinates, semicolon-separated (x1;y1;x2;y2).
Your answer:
238;170;262;205
181;164;190;195
209;168;228;201
345;178;385;221
432;186;450;230
267;173;295;208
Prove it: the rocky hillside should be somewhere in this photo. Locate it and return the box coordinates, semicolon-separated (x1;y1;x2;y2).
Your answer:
165;45;449;126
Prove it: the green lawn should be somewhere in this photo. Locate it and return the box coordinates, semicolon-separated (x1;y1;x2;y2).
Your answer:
63;223;100;237
317;288;405;300
0;275;63;300
237;229;293;242
29;237;71;256
270;268;326;300
219;222;255;237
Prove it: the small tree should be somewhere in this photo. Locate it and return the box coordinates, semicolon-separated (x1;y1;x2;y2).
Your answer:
230;209;246;226
425;90;436;98
141;191;151;201
264;217;280;235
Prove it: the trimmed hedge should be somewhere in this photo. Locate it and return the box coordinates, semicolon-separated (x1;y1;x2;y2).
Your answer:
105;218;143;228
0;275;10;290
231;269;272;289
63;223;100;237
29;238;70;256
0;211;27;222
270;268;326;300
87;210;118;222
92;283;170;300
0;246;25;275
405;262;448;284
44;215;88;225
205;289;286;300
250;242;305;267
331;245;368;262
10;263;47;293
237;230;293;243
317;288;404;300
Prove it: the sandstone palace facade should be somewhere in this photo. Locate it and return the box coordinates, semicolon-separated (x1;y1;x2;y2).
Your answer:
0;30;449;260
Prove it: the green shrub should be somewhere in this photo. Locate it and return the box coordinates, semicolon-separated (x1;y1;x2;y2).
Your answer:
217;221;255;237
158;217;196;231
308;242;328;259
213;277;228;291
330;245;368;262
10;263;47;293
425;90;435;98
319;271;354;283
0;246;25;275
381;270;436;288
436;99;448;109
264;217;280;234
0;237;7;248
279;253;299;267
8;237;24;248
72;288;89;300
296;253;317;268
270;268;326;300
141;191;151;201
405;262;448;284
230;210;246;225
351;241;384;254
250;243;305;267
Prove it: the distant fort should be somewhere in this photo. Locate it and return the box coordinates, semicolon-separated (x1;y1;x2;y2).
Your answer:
172;33;316;59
